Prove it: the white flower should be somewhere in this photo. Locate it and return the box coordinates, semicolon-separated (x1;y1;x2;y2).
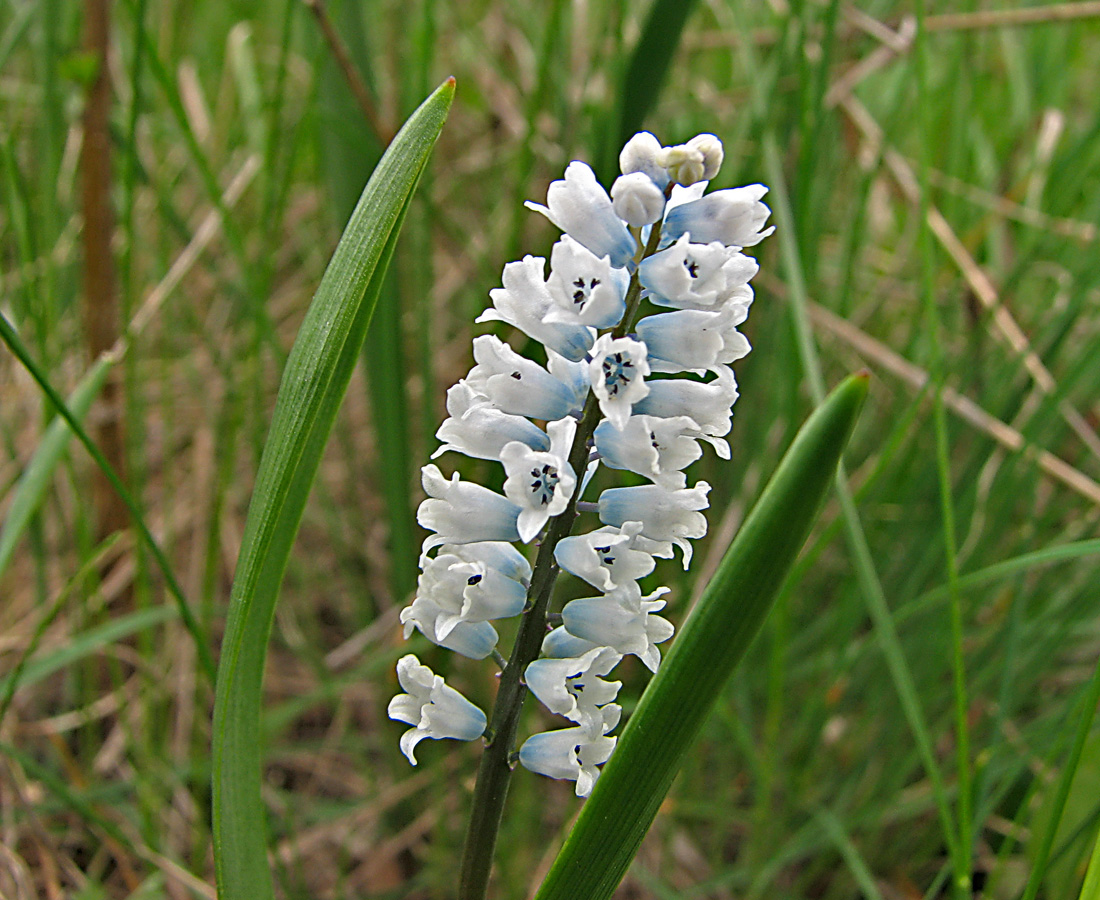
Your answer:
561;585;675;672
634;365;739;441
662;184;775;248
518;703;621;797
417;464;521;552
525;161;637;269
619;131;668;188
554;520;658;591
638;234;758;310
588;334;650;431
465;335;586;421
500;418;578;542
542;625;601;659
404;540;529;639
525;646;622;732
388;655;487;765
611;172;666;227
636;305;751;374
433;382;550;461
598;481;711;567
544;236;630;329
476;255;596;362
594;415;705;489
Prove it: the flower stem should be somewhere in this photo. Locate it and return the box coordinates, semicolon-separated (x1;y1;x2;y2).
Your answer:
457;219;664;900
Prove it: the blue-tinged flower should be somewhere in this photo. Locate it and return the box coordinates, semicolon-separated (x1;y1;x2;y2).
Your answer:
636;305;751;375
399;602;499;659
525;161;637;269
433;382;551;461
598;481;711;567
518;703;621;797
554;520;658;591
544;236;630;329
500;418;578;542
639;234;758;310
464;335;586;421
417;464;521;551
561;585;675;672
388;655;488;764
662;184;775;248
594;415;705;489
525;645;622;732
404;541;529;642
476;255;595;362
611;173;666;227
634;365;739;440
588;334;650;431
619;131;669;189
542;625;601;659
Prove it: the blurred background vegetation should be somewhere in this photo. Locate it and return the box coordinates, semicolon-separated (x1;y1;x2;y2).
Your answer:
2;0;1100;897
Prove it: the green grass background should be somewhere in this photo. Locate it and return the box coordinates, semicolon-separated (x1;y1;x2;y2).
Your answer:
2;1;1100;897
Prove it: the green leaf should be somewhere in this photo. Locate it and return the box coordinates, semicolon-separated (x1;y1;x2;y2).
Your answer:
535;372;868;900
0;356;111;580
210;78;454;900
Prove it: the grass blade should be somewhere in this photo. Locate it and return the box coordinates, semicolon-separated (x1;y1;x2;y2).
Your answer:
210;77;454;900
535;372;868;900
0;356;111;580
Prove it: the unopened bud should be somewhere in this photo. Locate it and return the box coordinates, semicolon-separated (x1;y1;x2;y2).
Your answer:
686;133;724;181
619;132;668;188
611;172;666;227
658;144;706;186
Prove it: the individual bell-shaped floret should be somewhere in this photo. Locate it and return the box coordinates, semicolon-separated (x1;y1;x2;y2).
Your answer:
594;415;706;489
588;334;650;431
611;172;666;227
417;464;522;552
476;255;596;362
388;655;488;765
518;703;621;797
662;184;775;248
500;418;578;542
561;584;675;672
433;383;551;461
619;131;668;188
525;645;622;732
544;236;630;329
639;234;758;310
525;161;637;269
597;481;711;567
403;540;529;639
634;364;740;441
464;335;587;422
636;305;751;375
554;520;659;592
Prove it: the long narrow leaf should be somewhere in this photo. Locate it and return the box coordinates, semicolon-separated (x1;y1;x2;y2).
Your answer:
535;372;868;900
0;356;111;579
210;78;454;900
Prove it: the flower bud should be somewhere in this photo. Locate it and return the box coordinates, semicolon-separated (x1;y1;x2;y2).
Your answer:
618;131;668;187
686;133;724;180
610;172;666;227
658;144;706;186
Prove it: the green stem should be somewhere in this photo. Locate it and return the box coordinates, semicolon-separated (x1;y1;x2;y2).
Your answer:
457;217;665;900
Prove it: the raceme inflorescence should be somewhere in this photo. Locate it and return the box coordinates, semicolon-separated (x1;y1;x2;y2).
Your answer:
389;131;773;797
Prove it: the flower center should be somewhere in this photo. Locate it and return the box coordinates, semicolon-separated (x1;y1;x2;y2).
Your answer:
529;464;560;505
600;352;634;396
684;257;699;278
571;275;601;309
